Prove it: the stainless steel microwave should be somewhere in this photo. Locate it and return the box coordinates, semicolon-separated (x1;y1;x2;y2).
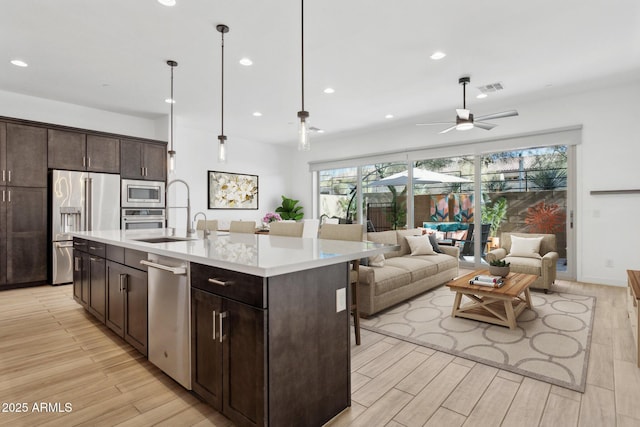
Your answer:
121;179;165;208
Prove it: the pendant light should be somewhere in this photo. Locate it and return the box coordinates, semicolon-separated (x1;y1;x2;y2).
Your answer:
166;60;178;174
297;0;310;151
217;24;229;163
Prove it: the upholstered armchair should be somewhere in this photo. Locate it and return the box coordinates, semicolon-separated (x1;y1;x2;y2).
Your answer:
486;232;559;292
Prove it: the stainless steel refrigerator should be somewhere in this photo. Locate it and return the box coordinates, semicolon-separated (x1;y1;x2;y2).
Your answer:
51;170;120;284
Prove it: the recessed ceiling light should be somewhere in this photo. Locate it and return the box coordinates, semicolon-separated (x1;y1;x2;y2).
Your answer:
253;112;262;117
323;87;335;94
476;93;488;99
430;51;446;60
10;59;28;67
157;0;176;6
385;114;394;119
164;98;175;104
239;58;253;66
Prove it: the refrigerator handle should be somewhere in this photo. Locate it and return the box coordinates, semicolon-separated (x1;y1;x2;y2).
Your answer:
87;177;93;230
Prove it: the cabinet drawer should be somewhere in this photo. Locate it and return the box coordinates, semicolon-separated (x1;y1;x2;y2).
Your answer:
107;245;125;264
125;248;148;271
87;241;106;258
73;238;88;252
191;263;265;308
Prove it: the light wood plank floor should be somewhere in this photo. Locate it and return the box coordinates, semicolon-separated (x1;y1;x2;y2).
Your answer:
0;279;638;427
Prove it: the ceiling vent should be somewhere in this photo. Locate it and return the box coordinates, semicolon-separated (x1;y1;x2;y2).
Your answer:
477;82;504;94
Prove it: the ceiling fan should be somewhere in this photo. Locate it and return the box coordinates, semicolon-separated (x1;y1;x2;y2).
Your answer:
417;76;518;134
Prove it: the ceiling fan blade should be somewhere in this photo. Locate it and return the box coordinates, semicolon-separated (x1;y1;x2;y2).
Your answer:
439;125;457;134
474;110;519;121
416;122;455;126
456;109;470;120
474;121;497;130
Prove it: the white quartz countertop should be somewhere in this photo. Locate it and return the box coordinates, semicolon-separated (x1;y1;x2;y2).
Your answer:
72;229;397;277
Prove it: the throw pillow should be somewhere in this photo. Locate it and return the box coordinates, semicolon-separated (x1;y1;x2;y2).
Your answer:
509;235;543;259
368;253;385;267
428;233;442;253
405;235;435;256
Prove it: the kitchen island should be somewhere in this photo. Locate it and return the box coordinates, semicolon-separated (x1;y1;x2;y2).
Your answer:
71;228;396;427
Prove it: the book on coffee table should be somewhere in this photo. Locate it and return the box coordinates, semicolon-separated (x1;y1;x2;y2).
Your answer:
469;275;504;288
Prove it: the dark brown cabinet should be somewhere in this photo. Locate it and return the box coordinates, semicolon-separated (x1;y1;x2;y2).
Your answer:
73;239;106;320
120;139;166;181
0;122;47;288
0;186;47;287
2;123;47;187
191;264;266;427
105;260;148;356
48;129;120;173
73;240;90;307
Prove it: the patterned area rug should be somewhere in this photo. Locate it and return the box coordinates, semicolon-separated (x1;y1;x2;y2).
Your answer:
360;285;595;392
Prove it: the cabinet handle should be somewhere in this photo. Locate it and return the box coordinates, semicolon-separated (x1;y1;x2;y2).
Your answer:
2;190;4;202
208;278;232;287
119;274;127;292
74;257;80;271
212;310;217;340
90;257;99;262
89;246;101;250
7;190;10;203
88;157;91;168
219;312;227;343
2;170;4;182
83;157;86;167
7;170;10;182
141;166;144;176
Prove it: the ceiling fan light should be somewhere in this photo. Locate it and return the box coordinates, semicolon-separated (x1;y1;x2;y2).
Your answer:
456;122;474;131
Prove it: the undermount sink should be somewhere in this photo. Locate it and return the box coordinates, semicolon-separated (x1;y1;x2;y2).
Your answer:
133;237;195;244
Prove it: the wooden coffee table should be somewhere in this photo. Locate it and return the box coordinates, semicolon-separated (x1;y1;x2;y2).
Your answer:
447;270;537;329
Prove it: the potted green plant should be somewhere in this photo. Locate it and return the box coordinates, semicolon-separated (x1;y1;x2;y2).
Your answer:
275;196;304;220
489;259;510;277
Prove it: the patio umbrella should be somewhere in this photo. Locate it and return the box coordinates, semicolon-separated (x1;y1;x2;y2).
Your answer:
368;168;472;186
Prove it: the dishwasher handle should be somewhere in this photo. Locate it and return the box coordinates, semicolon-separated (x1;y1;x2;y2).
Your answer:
140;260;187;275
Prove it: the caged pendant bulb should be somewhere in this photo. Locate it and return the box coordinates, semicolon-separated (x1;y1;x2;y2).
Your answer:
166;60;178;175
216;24;229;163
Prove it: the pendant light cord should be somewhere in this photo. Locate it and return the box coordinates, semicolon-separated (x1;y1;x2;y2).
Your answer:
170;64;174;151
301;0;305;111
221;30;225;135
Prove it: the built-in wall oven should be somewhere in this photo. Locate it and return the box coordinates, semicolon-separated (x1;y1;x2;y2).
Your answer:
121;179;165;208
121;208;165;230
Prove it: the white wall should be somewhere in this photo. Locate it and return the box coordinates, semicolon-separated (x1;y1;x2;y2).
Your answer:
290;78;640;287
166;122;292;231
0;89;158;139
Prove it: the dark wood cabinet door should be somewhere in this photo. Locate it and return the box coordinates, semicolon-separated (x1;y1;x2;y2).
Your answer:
88;256;106;322
79;251;90;307
0;122;6;183
105;261;125;336
124;265;148;356
223;299;265;427
87;135;119;173
142;143;166;181
191;288;224;410
47;129;86;171
5;187;47;285
73;251;83;303
120;139;144;179
0;191;6;285
6;124;47;187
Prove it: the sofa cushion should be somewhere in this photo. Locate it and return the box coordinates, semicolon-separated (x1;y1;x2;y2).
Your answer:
396;229;423;255
385;256;438;282
412;253;459;272
362;265;413;296
366;230;402;258
369;253;385;267
405;235;435;255
509;235;543;259
505;256;542;275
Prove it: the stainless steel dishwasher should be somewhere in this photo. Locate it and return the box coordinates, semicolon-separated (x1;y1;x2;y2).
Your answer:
141;254;191;390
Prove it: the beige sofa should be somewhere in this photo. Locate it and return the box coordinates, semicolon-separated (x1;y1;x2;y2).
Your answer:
486;232;559;292
359;229;459;316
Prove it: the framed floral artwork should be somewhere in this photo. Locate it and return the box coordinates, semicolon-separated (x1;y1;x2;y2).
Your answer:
208;171;259;209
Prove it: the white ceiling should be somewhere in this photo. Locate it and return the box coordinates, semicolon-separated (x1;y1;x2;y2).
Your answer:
2;0;640;145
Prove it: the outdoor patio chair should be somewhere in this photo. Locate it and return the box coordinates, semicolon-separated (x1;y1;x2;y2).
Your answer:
451;223;491;257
